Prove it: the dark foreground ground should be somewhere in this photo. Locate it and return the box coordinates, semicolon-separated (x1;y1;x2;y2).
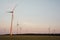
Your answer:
0;34;60;40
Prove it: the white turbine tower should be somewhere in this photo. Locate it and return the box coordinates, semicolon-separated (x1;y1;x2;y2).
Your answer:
8;5;17;37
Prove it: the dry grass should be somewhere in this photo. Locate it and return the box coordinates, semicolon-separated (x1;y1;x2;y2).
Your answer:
0;35;60;40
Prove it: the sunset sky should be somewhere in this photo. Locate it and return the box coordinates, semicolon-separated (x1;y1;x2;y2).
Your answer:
0;0;60;34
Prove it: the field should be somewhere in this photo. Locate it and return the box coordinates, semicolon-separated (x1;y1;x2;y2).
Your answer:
0;35;60;40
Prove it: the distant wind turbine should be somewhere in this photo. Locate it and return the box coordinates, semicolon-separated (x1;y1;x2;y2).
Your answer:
53;28;55;34
20;26;22;34
48;26;50;34
17;21;19;34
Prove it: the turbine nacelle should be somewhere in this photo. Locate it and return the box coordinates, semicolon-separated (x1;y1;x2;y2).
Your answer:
8;11;14;13
8;5;17;13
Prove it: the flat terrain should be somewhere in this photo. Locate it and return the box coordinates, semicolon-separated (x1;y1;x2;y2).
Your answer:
0;35;60;40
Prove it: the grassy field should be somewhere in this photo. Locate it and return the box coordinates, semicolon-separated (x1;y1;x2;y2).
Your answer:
0;35;60;40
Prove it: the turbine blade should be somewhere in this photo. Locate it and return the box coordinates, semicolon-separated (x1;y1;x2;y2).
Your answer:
12;4;17;11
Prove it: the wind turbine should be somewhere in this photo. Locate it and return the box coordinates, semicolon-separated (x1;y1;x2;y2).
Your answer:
53;28;55;34
8;5;17;37
17;20;22;34
17;21;19;34
48;26;50;34
20;26;22;34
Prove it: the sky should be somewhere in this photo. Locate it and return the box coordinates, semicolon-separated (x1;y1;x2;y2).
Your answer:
0;0;60;34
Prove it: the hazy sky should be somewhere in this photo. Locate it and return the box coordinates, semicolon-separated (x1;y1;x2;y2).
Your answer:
0;0;60;34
